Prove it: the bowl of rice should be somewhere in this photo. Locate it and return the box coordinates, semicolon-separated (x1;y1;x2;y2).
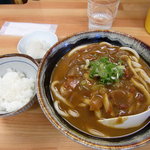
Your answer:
0;53;38;117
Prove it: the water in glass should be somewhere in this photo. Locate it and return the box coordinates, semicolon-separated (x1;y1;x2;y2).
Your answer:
88;0;120;30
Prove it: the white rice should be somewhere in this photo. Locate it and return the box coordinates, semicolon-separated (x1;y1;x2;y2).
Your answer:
0;68;35;113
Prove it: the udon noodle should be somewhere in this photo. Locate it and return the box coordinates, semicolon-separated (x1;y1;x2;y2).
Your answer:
50;42;150;137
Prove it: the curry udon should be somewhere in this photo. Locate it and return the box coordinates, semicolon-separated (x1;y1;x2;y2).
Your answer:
50;42;150;137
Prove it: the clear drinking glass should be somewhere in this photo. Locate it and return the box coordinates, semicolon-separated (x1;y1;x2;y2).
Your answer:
88;0;120;30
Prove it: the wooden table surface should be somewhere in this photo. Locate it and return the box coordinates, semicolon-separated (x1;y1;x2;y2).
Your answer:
0;0;150;149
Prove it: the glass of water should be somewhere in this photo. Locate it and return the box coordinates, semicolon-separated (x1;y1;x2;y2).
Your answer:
88;0;120;30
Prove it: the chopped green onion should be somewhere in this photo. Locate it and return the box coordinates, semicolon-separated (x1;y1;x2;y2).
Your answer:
89;57;125;85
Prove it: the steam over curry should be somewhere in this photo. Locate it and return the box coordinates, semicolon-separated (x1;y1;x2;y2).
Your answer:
50;42;150;137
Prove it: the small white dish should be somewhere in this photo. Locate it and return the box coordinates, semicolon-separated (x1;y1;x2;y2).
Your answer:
17;31;58;60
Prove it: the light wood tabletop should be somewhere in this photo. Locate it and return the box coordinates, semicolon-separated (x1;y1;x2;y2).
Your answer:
0;0;150;150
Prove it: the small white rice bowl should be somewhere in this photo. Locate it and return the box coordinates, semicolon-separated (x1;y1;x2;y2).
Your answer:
0;54;38;116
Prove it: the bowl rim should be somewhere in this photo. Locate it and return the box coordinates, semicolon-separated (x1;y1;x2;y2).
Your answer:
37;30;150;149
0;53;39;117
0;53;39;65
41;30;150;62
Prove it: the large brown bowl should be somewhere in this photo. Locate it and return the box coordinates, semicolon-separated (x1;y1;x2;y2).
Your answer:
37;31;150;149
